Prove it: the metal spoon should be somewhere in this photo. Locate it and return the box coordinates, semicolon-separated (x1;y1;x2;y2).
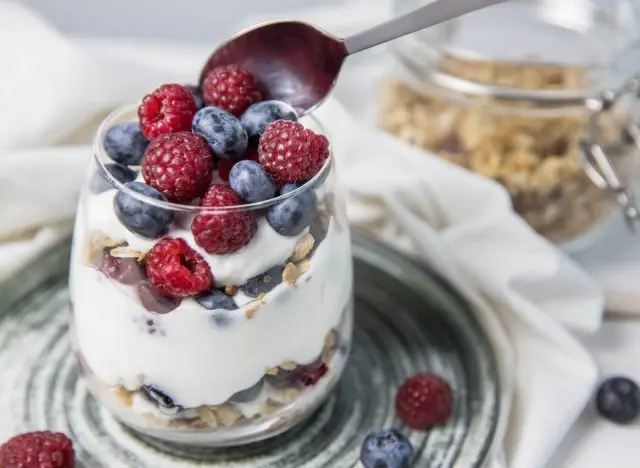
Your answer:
200;0;511;114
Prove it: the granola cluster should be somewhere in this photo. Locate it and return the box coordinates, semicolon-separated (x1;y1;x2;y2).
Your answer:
379;59;621;243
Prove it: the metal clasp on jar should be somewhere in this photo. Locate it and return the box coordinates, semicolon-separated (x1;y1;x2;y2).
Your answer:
580;74;640;232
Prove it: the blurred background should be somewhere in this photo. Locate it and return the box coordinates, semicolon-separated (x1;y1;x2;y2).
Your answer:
17;0;381;41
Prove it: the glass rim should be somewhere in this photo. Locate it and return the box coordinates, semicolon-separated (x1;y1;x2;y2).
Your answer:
93;105;333;213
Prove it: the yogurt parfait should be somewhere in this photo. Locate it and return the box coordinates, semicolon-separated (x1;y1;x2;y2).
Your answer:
69;67;353;446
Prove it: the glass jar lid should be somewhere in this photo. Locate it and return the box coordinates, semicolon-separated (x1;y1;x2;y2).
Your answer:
392;0;640;105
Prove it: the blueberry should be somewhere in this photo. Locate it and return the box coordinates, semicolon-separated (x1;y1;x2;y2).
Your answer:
114;181;173;239
229;378;264;403
90;163;137;194
103;123;148;166
212;313;233;328
280;183;302;195
229;160;276;203
139;385;182;415
596;376;640;424
192;106;248;160
196;289;238;311
240;100;298;140
267;189;317;237
240;264;285;298
96;249;143;284
186;85;204;110
138;282;181;314
360;429;413;468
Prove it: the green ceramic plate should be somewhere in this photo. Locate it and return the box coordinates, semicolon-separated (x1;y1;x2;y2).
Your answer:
0;232;499;467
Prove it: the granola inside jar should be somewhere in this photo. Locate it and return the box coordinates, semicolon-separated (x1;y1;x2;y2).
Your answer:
380;0;640;250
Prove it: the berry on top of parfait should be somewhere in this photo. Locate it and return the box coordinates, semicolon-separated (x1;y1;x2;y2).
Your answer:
95;64;332;311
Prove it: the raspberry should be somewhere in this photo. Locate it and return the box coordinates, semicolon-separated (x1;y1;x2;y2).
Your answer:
202;65;263;117
0;431;74;468
142;132;214;203
258;121;330;183
191;185;257;254
294;360;328;387
138;84;197;140
145;238;213;298
395;373;453;430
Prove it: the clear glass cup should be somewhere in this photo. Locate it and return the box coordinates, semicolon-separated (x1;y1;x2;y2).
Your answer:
68;106;353;446
381;0;640;252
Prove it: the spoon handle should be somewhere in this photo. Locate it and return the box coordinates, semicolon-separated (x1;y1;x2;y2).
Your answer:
343;0;512;55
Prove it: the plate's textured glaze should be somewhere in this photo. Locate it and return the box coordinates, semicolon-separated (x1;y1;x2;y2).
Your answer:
0;233;499;467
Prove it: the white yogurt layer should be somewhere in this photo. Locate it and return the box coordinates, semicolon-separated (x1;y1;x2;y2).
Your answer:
83;190;304;286
70;189;352;408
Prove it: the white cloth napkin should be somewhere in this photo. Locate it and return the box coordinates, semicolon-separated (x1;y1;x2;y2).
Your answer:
0;3;604;467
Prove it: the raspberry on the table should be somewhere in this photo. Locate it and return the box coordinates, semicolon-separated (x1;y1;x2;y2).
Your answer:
191;185;257;254
137;84;197;140
395;373;453;430
142;132;214;203
145;237;213;298
202;65;263;117
258;120;330;182
0;431;75;468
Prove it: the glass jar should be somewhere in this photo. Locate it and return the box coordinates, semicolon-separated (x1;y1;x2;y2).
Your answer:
68;106;353;446
380;0;640;251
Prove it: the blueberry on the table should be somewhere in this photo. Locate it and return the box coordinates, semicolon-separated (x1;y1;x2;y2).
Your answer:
104;123;148;166
596;376;640;424
139;384;182;415
192;106;248;160
267;189;317;236
138;282;181;314
196;289;238;311
114;181;173;239
360;428;413;468
229;160;276;203
240;100;298;140
229;378;264;403
240;264;285;298
186;85;204;110
90;163;137;194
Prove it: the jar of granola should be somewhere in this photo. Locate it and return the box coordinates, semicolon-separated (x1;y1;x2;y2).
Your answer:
380;0;640;251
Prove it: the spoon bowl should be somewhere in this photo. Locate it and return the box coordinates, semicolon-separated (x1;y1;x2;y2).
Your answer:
200;21;347;115
200;0;512;115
